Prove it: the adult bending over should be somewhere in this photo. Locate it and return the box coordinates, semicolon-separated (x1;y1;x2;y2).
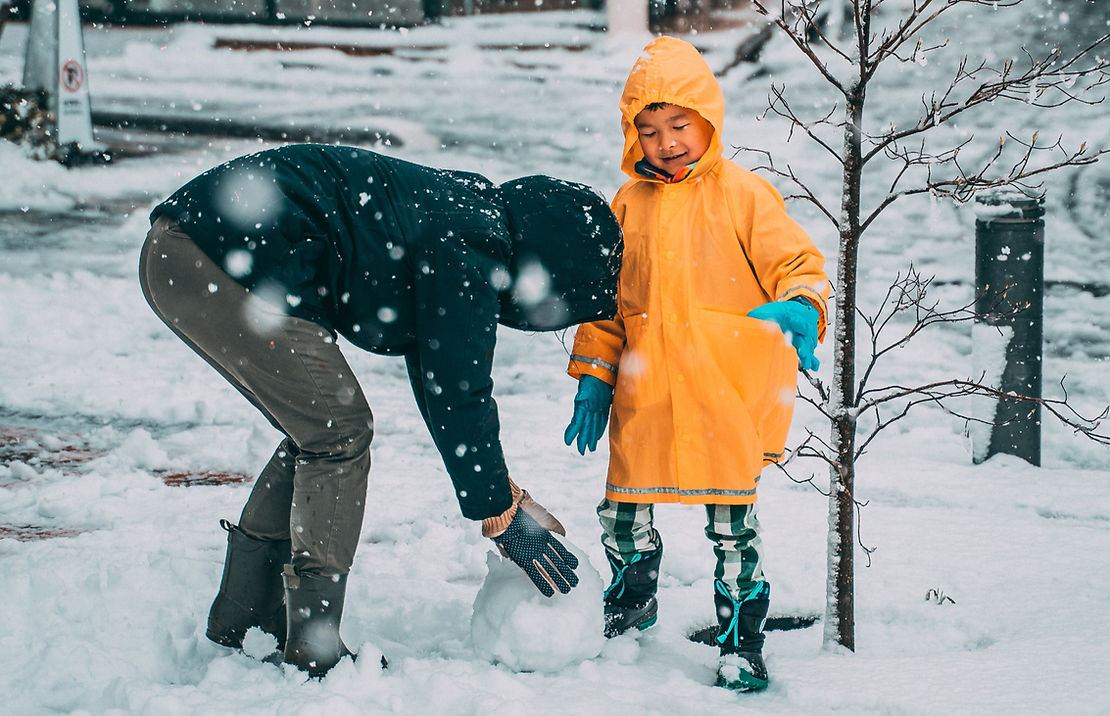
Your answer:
139;143;623;677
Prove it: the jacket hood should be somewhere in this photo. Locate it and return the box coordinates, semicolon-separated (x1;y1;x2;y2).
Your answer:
619;36;725;181
497;176;623;332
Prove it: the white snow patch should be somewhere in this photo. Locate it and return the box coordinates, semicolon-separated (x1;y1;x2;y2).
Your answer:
471;544;605;673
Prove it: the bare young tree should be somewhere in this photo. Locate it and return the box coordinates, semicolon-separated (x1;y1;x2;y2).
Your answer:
744;0;1110;651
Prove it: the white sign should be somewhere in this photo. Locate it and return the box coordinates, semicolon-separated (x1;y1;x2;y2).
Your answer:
23;0;100;151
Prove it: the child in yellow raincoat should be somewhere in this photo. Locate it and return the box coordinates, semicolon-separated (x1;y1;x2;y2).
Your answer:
564;36;830;692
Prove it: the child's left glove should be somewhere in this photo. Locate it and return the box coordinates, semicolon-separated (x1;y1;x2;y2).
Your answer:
747;298;820;371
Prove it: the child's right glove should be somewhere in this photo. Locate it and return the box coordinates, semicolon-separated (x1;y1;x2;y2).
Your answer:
747;298;820;371
563;375;614;455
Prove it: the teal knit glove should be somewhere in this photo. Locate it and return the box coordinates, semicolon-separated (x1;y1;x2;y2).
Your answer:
563;375;614;455
748;298;820;371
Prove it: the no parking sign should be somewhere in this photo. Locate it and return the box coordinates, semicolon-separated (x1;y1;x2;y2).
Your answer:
60;58;85;93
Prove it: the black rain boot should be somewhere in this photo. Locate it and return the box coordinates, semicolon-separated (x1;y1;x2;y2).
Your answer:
282;565;355;678
603;542;662;638
206;519;291;651
714;579;770;692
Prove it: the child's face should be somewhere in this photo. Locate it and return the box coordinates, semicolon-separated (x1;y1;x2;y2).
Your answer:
634;104;714;172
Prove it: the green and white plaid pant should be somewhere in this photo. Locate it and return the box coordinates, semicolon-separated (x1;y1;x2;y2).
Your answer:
597;498;766;601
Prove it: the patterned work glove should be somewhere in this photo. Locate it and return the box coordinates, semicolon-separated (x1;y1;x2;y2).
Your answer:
563;375;614;455
488;508;580;597
747;297;820;371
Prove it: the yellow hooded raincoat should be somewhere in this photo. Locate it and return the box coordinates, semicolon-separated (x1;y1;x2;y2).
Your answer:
568;36;830;505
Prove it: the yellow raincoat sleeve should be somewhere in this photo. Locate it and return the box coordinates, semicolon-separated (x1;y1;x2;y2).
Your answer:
567;315;624;385
737;172;831;341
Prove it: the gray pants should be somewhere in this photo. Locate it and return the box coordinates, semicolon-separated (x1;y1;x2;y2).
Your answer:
139;216;373;576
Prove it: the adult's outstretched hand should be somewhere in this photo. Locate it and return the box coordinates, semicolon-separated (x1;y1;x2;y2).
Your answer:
492;509;579;597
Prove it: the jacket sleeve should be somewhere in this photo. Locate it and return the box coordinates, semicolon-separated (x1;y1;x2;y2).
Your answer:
567;315;625;385
737;174;831;341
566;192;629;385
409;241;513;522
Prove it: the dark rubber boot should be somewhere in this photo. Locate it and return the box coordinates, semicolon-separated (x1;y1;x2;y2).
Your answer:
603;543;662;638
206;519;290;650
714;579;770;692
282;566;354;677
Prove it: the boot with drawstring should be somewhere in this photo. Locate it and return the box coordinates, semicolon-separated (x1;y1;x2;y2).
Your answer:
206;519;290;651
282;565;355;677
603;542;662;638
714;579;770;692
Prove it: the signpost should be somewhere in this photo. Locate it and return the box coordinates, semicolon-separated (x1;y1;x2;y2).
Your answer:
23;0;107;159
971;191;1045;465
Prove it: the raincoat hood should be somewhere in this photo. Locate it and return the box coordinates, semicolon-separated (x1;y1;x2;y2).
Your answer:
619;36;726;181
497;175;624;331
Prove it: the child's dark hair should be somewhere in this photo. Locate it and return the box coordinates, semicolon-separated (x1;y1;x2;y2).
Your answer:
642;102;669;112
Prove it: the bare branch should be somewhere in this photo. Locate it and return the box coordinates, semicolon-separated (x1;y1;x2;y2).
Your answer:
856;499;876;568
730;145;840;227
888;36;949;66
751;0;848;94
861;137;1107;233
862;378;1110;445
773;430;834;495
867;0;1023;77
853;267;995;404
854;394;944;460
863;35;1110;165
765;83;846;164
771;460;830;495
801;364;831;405
797;0;855;65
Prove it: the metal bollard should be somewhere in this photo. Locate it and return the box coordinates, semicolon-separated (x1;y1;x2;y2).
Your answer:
971;191;1045;466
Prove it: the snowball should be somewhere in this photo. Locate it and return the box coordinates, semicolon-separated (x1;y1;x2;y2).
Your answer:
240;627;278;660
471;542;604;673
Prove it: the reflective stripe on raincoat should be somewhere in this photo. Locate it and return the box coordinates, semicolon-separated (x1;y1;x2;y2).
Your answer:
568;36;831;505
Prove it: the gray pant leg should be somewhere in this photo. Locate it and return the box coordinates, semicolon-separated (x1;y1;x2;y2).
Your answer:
239;438;298;542
139;216;373;576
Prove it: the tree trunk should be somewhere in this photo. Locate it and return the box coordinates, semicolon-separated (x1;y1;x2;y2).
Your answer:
824;78;865;652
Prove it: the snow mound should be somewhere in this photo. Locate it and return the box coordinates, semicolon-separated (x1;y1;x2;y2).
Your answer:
470;542;604;673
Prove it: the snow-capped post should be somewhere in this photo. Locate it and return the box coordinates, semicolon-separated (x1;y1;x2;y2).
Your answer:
971;191;1045;466
22;0;106;162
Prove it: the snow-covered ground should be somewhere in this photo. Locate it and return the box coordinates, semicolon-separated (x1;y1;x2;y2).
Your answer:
1;4;1108;714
